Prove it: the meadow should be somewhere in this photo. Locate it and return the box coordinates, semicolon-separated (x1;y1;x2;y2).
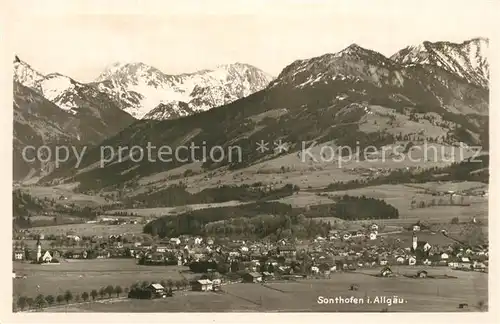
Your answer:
13;259;193;299
26;223;144;237
46;266;487;312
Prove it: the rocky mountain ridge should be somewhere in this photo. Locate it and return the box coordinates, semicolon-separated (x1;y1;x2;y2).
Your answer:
95;62;274;119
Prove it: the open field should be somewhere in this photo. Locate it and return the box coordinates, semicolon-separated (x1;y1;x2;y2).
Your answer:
19;185;112;207
46;266;487;312
26;223;144;237
321;183;488;224
13;259;193;299
106;200;253;217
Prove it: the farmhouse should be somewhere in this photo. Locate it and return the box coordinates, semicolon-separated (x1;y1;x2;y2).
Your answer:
417;270;428;278
13;249;24;261
147;283;166;298
243;272;263;283
41;251;53;263
380;266;393;277
191;279;213;291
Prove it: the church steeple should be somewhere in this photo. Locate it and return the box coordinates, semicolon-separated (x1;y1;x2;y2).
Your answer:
36;235;42;262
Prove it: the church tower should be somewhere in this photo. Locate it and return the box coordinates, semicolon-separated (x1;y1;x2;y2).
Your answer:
412;232;418;251
36;236;42;262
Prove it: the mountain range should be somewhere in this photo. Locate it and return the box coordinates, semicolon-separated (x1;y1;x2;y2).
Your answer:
14;38;489;187
94;62;274;119
13;57;274;180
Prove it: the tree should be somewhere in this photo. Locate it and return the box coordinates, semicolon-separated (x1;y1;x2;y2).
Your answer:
81;292;89;302
74;294;81;303
160;280;167;288
35;294;46;309
141;281;150;289
451;217;459;224
45;295;55;306
90;289;98;301
105;285;114;298
56;295;64;304
166;279;174;290
17;296;27;311
99;287;106;299
64;290;73;304
181;278;189;289
26;297;34;309
175;280;182;290
114;285;123;297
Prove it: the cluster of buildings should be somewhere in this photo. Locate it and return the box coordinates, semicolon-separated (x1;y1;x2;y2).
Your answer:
13;222;488;277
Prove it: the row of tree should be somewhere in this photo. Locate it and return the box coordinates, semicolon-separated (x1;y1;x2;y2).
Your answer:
15;285;125;311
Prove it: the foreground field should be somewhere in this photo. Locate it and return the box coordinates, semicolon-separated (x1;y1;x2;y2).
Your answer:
45;266;487;312
13;259;193;299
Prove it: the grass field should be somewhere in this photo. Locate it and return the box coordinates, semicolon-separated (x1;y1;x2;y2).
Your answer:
13;259;194;300
26;223;144;237
45;266;487;312
20;185;112;207
321;183;488;225
106;200;253;217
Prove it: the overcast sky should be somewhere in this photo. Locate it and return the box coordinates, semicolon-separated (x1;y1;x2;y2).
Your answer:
7;0;496;82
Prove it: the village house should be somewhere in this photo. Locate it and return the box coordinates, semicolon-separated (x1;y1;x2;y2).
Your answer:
155;246;169;253
13;249;24;261
396;256;406;264
408;256;417;265
170;238;181;245
243;272;263;283
369;232;377;240
96;250;111;259
66;234;81;242
417;270;428;278
380;266;392;277
147;283;166;298
191;279;213;291
277;246;296;258
41;251;53;263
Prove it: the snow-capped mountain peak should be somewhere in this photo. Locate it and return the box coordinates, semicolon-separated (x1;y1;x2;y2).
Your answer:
13;57;46;92
391;37;489;88
95;62;274;119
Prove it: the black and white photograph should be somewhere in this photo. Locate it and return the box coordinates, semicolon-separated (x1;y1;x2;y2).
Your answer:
3;0;497;319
